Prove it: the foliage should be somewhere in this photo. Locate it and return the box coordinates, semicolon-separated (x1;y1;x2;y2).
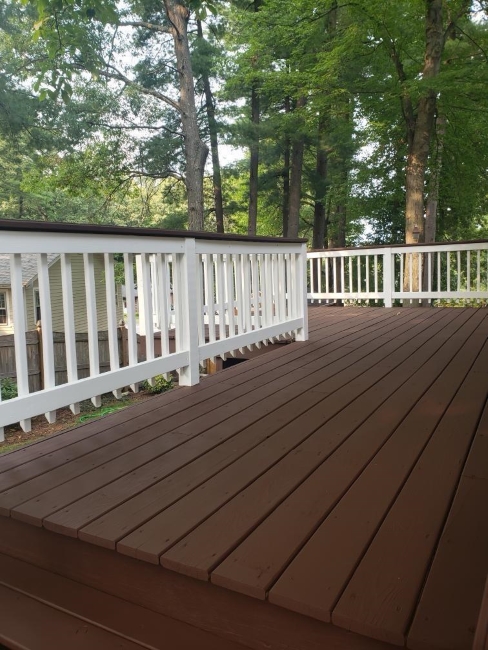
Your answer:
142;374;174;394
0;0;487;243
1;378;18;401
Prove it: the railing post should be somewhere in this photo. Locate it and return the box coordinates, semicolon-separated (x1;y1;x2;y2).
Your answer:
383;248;393;308
296;243;309;341
175;238;200;386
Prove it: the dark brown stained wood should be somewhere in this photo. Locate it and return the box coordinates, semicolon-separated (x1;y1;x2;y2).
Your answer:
19;310;428;532
0;308;486;650
0;308;386;477
0;554;249;650
473;576;488;650
161;309;475;580
331;338;488;645
0;518;397;650
407;402;488;650
113;311;453;563
0;311;400;507
0;217;307;243
0;584;147;650
70;312;436;546
268;315;488;627
209;311;487;601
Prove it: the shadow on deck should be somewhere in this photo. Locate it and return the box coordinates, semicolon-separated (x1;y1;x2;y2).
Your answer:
0;306;487;650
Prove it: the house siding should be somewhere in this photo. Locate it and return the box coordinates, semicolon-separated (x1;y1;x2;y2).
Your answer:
8;255;123;334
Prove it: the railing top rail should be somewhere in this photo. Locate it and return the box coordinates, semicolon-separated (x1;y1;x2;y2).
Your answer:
0;219;306;245
309;239;488;253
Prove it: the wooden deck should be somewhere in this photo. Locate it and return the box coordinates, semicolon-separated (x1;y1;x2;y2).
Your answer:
0;306;487;650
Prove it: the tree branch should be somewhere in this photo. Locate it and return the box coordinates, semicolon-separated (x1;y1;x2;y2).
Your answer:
118;20;171;34
100;65;181;113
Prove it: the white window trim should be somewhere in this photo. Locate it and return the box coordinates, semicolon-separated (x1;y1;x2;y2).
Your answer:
0;290;9;326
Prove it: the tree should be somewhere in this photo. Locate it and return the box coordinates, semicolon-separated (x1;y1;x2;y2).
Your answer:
24;0;212;230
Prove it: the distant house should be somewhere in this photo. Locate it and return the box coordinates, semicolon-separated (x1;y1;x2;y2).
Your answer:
0;254;123;336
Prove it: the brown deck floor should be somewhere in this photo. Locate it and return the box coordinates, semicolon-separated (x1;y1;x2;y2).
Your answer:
0;306;487;650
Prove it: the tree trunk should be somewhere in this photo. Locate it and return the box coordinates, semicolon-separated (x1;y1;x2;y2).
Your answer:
404;0;444;246
248;85;259;235
247;0;262;236
425;113;446;243
287;95;306;238
197;20;224;233
165;0;208;231
312;114;328;249
402;0;444;300
282;96;290;238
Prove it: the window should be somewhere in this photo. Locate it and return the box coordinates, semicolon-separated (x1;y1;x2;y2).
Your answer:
0;292;7;324
34;289;41;323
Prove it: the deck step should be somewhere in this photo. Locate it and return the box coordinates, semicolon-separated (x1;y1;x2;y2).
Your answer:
0;553;246;650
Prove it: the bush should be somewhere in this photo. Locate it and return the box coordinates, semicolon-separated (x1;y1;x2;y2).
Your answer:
142;374;173;394
1;378;18;401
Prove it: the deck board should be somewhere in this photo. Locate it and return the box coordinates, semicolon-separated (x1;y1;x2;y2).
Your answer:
332;321;488;645
11;309;424;530
407;401;488;650
0;306;487;650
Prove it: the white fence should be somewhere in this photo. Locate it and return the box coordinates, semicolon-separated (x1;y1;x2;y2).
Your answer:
0;226;307;438
308;242;488;306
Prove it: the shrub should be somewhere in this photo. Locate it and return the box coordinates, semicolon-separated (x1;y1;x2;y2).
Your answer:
1;378;18;401
142;374;173;394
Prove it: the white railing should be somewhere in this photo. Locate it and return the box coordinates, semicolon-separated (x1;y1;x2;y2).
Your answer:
308;241;488;306
0;224;308;439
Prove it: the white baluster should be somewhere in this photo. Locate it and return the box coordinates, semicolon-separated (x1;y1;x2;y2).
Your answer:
10;255;31;432
340;257;345;299
348;257;353;295
250;254;260;335
216;253;227;346
61;254;79;414
357;256;361;295
138;253;155;385
477;250;481;293
104;253;122;398
156;253;171;366
123;253;138;393
225;254;236;343
437;252;441;292
418;252;422;302
365;255;370;299
374;255;378;302
400;253;404;302
37;253;56;422
83;253;101;407
310;256;315;301
447;252;451;294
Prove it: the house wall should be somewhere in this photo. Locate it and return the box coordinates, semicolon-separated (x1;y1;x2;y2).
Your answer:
20;255;123;334
0;289;13;336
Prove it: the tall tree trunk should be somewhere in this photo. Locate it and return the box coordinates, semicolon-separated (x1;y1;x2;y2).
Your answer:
287;95;306;238
282;96;290;237
404;0;444;246
197;20;224;233
421;113;446;300
247;0;261;236
425;113;446;243
312;114;328;249
165;0;208;231
248;85;259;235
